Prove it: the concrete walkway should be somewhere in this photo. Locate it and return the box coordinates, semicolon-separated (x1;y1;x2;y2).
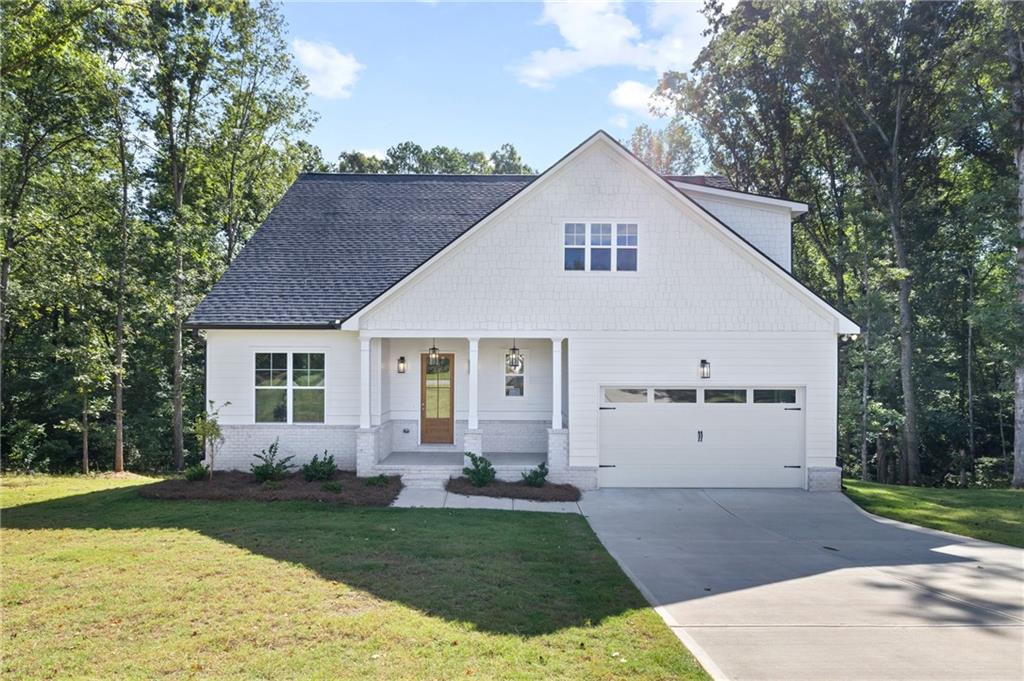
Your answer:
391;487;581;514
580;489;1024;681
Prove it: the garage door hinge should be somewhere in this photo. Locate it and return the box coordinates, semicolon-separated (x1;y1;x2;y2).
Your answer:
599;464;617;468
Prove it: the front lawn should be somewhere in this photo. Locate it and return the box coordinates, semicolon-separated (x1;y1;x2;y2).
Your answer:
1;475;706;680
843;479;1024;548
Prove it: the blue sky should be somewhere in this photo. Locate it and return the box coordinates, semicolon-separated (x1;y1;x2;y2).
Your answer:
281;1;722;170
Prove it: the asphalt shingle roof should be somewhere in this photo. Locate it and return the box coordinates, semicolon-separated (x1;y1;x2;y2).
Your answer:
187;173;534;327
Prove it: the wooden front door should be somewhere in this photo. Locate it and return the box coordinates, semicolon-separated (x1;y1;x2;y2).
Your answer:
420;353;454;444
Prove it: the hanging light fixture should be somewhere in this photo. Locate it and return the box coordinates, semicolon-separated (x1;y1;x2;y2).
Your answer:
699;359;711;379
506;337;523;373
427;339;440;366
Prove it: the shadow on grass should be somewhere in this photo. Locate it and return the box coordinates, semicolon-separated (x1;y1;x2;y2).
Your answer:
3;484;643;637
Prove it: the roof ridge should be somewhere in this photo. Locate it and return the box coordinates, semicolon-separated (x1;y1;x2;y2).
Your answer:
297;172;537;179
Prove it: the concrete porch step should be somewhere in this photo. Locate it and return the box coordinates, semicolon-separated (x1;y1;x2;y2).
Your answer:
395;471;455;489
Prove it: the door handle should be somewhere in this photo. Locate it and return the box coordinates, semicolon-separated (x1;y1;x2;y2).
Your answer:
697;430;703;443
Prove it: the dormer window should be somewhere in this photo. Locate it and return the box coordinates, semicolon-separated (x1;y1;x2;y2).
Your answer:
564;222;638;271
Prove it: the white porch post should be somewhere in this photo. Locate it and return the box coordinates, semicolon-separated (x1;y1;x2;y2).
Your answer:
551;337;564;429
464;337;482;461
359;336;371;429
371;337;382;426
468;337;479;430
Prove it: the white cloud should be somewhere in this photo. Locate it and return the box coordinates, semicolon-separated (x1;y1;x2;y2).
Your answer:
609;113;630;129
609;80;655;116
292;39;364;99
514;0;709;88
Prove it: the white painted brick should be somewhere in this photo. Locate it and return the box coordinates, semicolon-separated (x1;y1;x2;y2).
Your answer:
213;424;356;472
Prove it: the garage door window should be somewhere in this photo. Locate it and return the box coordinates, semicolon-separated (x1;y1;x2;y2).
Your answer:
753;389;797;404
604;387;648;403
704;389;747;404
654;388;696;403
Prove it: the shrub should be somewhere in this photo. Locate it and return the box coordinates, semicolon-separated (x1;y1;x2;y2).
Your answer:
322;481;342;493
364;474;391;487
302;451;337;481
250;439;294;482
974;458;1011;488
183;464;208;482
462;452;496;487
521;462;549;487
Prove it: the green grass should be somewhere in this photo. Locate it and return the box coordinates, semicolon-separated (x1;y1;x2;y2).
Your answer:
844;479;1024;548
1;475;706;680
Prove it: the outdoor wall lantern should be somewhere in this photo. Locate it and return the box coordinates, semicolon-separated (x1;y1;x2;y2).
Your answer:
427;339;440;366
699;359;711;379
397;356;407;374
506;338;523;373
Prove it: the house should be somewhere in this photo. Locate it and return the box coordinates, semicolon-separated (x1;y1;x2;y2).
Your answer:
186;131;859;491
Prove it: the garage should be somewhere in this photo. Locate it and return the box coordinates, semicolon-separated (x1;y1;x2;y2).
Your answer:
598;386;805;487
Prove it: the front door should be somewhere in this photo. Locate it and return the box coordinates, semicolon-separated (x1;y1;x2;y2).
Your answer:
420;353;454;443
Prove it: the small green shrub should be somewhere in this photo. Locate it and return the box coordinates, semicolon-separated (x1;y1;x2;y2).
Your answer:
302;451;337;481
462;452;496;487
974;457;1011;488
262;480;285;490
521;462;549;487
322;481;342;493
364;474;390;487
183;463;208;482
250;439;294;482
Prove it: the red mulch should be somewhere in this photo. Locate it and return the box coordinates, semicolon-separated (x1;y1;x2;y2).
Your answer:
445;476;581;502
138;470;403;506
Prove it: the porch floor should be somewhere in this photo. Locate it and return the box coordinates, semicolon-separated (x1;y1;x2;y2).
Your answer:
380;451;546;467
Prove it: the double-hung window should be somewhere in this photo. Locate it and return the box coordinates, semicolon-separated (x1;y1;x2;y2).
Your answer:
255;352;325;423
564;222;638;271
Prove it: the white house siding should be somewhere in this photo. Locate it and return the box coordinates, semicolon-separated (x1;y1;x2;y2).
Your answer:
679;191;794;271
205;329;361;470
360;143;832;334
567;332;838;483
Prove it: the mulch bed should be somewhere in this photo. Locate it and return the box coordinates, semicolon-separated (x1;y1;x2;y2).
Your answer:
138;470;403;506
445;476;581;502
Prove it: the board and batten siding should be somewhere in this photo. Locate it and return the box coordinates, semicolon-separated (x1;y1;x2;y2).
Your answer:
360;142;832;334
567;332;839;479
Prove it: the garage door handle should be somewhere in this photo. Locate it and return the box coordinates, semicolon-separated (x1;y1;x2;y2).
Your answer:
697;430;703;442
599;406;616;410
784;465;802;469
784;407;801;411
599;464;616;468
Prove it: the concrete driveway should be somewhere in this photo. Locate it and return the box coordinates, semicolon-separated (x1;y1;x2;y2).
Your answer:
580;489;1024;681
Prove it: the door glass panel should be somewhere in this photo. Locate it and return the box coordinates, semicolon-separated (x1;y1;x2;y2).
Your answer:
424;356;451;418
704;389;747;404
753;389;797;404
603;388;648;403
654;388;697;403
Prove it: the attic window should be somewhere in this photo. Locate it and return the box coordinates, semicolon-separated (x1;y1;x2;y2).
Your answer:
564;222;638;272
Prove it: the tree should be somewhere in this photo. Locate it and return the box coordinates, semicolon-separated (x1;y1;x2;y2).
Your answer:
490;143;534;174
627;122;697;175
1007;5;1024;488
337;150;385;173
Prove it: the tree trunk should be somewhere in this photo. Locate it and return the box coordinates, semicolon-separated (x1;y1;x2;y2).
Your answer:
876;438;887;484
0;235;9;457
890;220;921;484
113;103;129;474
81;397;89;474
172;250;184;470
965;269;975;486
1009;15;1024;489
860;246;871;481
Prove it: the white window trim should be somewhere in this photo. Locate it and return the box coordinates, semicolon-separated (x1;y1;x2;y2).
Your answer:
562;220;640;273
502;349;527;399
253;350;328;424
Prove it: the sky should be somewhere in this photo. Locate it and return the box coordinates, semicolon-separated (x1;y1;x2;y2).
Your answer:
280;1;726;170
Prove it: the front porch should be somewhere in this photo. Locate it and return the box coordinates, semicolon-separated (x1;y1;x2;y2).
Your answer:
353;334;570;485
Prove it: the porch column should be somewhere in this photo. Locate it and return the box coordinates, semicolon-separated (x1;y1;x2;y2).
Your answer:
551;337;564;429
359;336;371;429
467;337;480;430
464;337;482;460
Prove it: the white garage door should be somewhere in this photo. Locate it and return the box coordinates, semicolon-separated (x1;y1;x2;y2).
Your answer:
598;386;805;488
